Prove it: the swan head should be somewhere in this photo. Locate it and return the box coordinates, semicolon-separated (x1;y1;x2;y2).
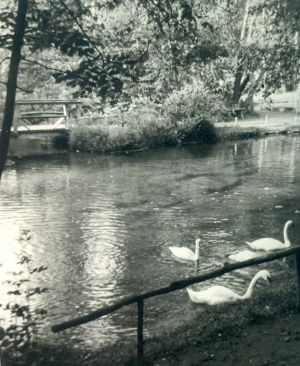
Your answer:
258;269;271;283
286;220;294;228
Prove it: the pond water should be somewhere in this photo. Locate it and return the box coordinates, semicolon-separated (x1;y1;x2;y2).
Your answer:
0;135;300;350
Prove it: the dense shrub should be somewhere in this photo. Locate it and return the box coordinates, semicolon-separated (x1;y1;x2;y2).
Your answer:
69;96;179;153
162;80;231;125
177;118;219;144
70;87;228;153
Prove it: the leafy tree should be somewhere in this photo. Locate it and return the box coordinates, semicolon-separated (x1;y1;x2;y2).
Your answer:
223;0;300;106
0;0;226;103
1;0;298;124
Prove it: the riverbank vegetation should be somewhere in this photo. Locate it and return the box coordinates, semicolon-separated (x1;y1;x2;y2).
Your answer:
20;273;297;366
0;0;300;362
70;82;226;152
0;0;298;158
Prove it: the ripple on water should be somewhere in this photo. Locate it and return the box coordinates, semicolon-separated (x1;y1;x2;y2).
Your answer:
0;136;298;350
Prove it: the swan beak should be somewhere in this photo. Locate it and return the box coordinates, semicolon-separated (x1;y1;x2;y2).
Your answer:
267;276;272;286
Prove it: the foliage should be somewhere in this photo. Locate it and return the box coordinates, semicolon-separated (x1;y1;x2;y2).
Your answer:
162;80;230;124
70;91;224;153
0;0;227;104
225;0;300;104
252;0;300;96
0;0;298;107
70;96;179;152
0;255;48;363
161;80;230;143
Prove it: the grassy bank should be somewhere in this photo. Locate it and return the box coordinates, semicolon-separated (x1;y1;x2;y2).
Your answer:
70;106;300;154
215;111;300;140
70;110;179;153
70;111;219;153
31;273;297;366
69;91;228;153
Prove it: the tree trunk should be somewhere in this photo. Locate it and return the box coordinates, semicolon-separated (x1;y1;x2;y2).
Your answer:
231;0;250;105
243;68;265;106
232;62;244;105
0;0;28;180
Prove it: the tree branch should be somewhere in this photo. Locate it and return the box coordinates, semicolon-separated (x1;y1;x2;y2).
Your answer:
240;74;250;94
21;57;66;73
58;0;105;65
0;57;10;65
0;80;33;93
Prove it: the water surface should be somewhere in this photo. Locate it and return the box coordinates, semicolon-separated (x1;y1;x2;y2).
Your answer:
0;135;299;349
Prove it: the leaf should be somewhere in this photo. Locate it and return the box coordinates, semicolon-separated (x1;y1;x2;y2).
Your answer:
7;290;21;296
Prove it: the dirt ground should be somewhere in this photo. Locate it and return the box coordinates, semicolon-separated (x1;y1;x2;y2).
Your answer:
215;111;300;140
155;312;300;366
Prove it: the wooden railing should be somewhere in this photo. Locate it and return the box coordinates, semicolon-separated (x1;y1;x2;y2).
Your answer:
13;99;82;130
52;245;300;365
254;91;300;112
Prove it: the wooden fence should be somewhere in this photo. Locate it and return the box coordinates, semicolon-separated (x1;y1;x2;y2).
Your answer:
254;90;300;112
13;99;81;130
52;245;300;365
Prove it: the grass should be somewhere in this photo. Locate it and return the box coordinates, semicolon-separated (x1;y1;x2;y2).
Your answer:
70;112;179;153
30;274;297;365
69;98;220;153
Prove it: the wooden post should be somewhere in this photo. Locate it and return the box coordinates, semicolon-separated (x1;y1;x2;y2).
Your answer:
63;104;67;126
265;114;268;123
75;104;80;120
137;299;144;365
295;249;300;312
13;105;20;134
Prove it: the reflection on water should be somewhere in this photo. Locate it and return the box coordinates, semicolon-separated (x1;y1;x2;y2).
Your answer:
0;135;299;349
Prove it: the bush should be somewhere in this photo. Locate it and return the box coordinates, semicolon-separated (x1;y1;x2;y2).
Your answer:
69;96;179;153
177;118;218;144
70;88;227;153
162;80;231;125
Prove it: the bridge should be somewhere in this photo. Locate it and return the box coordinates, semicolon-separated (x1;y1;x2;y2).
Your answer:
8;99;81;157
13;99;82;129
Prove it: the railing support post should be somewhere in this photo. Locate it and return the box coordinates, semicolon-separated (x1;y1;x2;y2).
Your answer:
63;104;67;126
295;249;300;312
137;299;144;365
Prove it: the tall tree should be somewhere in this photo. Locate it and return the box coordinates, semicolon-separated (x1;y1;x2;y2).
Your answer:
230;0;300;105
0;0;28;179
0;0;225;103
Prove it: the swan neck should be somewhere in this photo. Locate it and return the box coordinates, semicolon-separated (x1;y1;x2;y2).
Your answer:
195;241;200;259
283;222;291;246
242;272;261;299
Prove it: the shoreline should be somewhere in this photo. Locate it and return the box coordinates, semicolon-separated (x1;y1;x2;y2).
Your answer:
33;278;297;365
7;111;300;158
215;111;300;140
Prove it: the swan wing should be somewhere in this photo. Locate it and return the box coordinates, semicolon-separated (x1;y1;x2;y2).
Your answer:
228;249;260;262
169;246;195;261
246;238;285;251
187;286;240;305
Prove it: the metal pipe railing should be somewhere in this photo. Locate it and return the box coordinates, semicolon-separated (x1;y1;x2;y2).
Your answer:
52;245;300;364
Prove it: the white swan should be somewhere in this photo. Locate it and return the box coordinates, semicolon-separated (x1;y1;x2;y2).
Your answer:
169;238;200;262
227;249;260;262
186;269;271;305
246;220;293;251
